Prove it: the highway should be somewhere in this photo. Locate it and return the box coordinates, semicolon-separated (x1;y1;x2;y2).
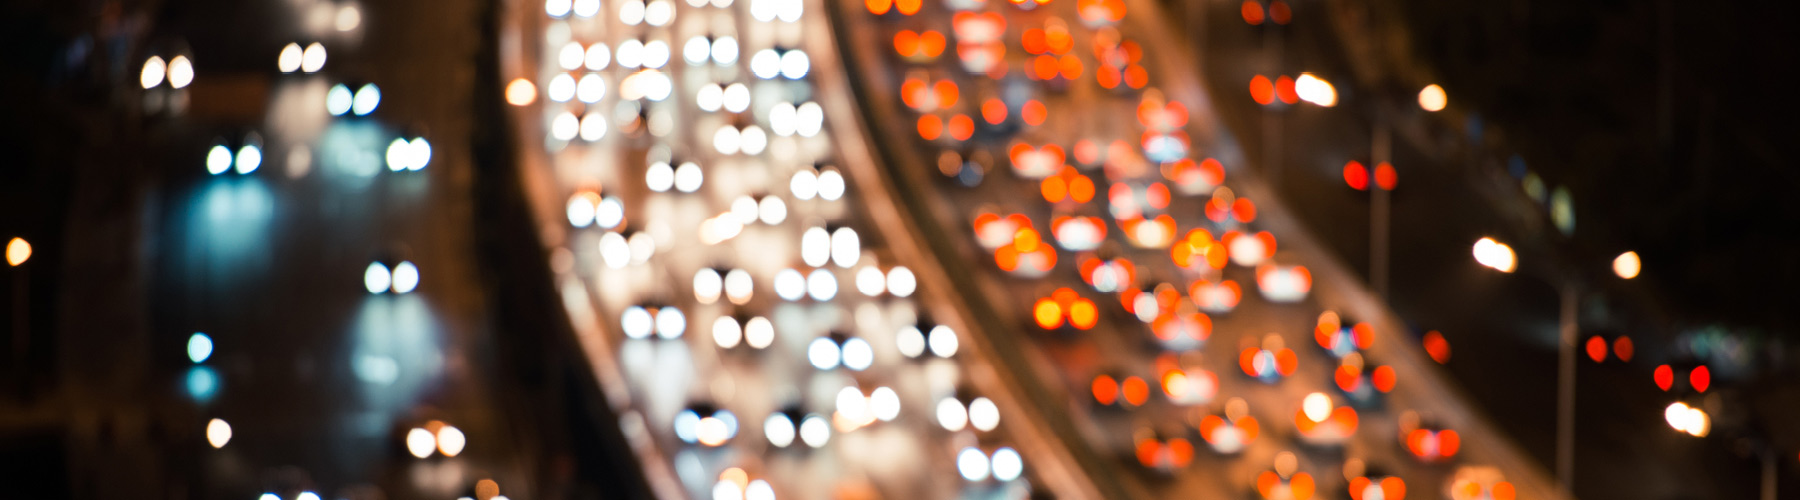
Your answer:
824;0;1564;497
496;0;1101;497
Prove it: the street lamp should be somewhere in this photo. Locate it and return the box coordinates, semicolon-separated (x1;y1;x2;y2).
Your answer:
1471;237;1516;273
5;238;27;267
1663;402;1709;437
1418;84;1447;112
8;237;30;370
1613;251;1641;279
1294;73;1337;107
1473;236;1577;494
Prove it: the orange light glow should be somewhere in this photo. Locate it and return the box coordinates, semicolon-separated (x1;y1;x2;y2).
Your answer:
1257;471;1281;498
947;114;974;140
1240;0;1264;24
1123;65;1148;89
1233;198;1258;222
1068;174;1095;203
6;238;30;267
1372;366;1396;392
1023;29;1048;54
1654;364;1673;391
1093;375;1119;405
1423;330;1451;364
1404;429;1432;456
1163;370;1188;395
867;0;892;14
1138;100;1190;130
1069;298;1098;329
1198;415;1224;440
1374;162;1397;190
995;246;1020;271
1493;482;1516;500
1135;439;1159;467
1380;478;1406;500
917;114;943;139
1275;75;1298;104
1077;0;1126;25
1691;365;1710;392
1022;100;1047;125
1041;177;1068;202
894;30;919;55
1275;349;1298;375
1268;0;1291;24
894;30;946;60
1059;54;1084;79
1351;323;1374;349
1044;24;1073;53
934;80;960;107
1239;416;1260;440
900;78;926;109
981;98;1007;124
1585;335;1608;362
920;31;946;58
1335;366;1360;392
1042;167;1095;203
1034;298;1064;329
1343;161;1369;190
1121;215;1178;248
1614;336;1635;362
1250;75;1274;105
1167;438;1193;467
1315;312;1341;345
1349;478;1371;500
1121;376;1149;406
895;0;921;15
1290;473;1315;500
1190;279;1243;312
1033;55;1058;80
1014;227;1042;252
1097;67;1121;88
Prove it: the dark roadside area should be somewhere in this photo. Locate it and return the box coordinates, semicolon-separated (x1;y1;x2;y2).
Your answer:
1157;0;1800;497
0;0;650;498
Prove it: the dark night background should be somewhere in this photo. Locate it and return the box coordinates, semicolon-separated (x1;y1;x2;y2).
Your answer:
1396;0;1800;332
3;0;1800;497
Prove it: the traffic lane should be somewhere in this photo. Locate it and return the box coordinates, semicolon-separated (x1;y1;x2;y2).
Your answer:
136;0;538;495
824;6;1169;498
926;173;1464;498
545;79;974;500
527;6;1021;499
807;6;1124;496
147;160;528;496
874;0;1562;492
831;5;1476;496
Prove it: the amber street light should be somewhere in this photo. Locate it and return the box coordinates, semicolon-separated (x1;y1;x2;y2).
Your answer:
5;238;27;267
1473;236;1579;494
8;237;32;369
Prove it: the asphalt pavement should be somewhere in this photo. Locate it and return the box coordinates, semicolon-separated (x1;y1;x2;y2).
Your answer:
825;0;1563;497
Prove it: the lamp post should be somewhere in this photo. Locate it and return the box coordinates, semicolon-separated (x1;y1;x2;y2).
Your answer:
1554;280;1577;493
7;237;31;368
1472;236;1579;494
